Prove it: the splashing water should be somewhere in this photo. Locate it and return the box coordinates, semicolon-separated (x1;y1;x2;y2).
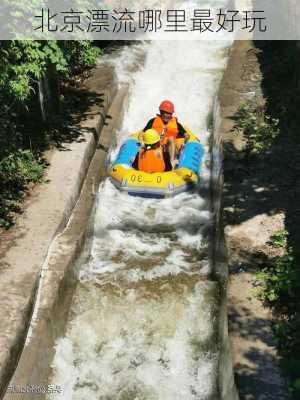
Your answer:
49;3;234;399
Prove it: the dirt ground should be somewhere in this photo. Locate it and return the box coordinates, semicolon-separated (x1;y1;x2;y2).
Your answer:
220;41;289;399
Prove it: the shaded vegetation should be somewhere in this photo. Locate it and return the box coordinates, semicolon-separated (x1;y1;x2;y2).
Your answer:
0;40;101;228
0;150;45;228
256;229;300;398
255;42;300;399
234;101;279;155
226;41;300;399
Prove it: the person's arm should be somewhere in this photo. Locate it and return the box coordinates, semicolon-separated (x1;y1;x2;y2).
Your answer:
178;122;201;142
177;121;187;137
167;137;177;169
177;122;188;139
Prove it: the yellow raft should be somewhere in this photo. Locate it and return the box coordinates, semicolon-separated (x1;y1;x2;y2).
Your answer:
108;132;205;198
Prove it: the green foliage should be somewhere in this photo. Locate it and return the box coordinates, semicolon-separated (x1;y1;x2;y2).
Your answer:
0;40;100;106
255;230;300;398
0;150;44;184
256;248;297;304
235;101;280;154
0;39;102;227
59;41;102;75
0;150;45;228
269;230;288;248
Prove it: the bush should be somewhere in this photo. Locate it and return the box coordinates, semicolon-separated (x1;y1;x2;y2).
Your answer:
0;150;45;228
235;101;280;154
0;39;102;228
60;41;102;75
255;230;300;398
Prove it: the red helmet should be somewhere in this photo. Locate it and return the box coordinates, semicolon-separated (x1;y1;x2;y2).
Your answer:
159;100;174;114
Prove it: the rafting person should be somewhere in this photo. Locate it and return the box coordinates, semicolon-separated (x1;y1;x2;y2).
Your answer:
143;100;189;169
133;129;168;173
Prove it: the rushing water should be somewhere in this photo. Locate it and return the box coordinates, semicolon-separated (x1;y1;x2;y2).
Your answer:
49;3;234;399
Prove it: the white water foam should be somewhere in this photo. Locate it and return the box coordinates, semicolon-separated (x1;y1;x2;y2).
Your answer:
50;281;219;400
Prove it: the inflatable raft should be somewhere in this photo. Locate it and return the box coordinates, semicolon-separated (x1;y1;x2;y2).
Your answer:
108;132;205;198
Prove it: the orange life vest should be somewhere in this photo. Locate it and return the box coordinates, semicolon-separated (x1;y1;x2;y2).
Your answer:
152;116;179;145
138;146;165;173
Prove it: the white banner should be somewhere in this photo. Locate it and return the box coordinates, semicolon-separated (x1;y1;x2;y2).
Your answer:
0;0;299;40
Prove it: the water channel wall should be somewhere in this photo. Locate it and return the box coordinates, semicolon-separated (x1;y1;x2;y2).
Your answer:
210;100;239;400
2;43;240;399
1;68;126;400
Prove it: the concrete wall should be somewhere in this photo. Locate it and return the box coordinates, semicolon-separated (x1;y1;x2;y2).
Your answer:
2;68;128;400
209;96;239;400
